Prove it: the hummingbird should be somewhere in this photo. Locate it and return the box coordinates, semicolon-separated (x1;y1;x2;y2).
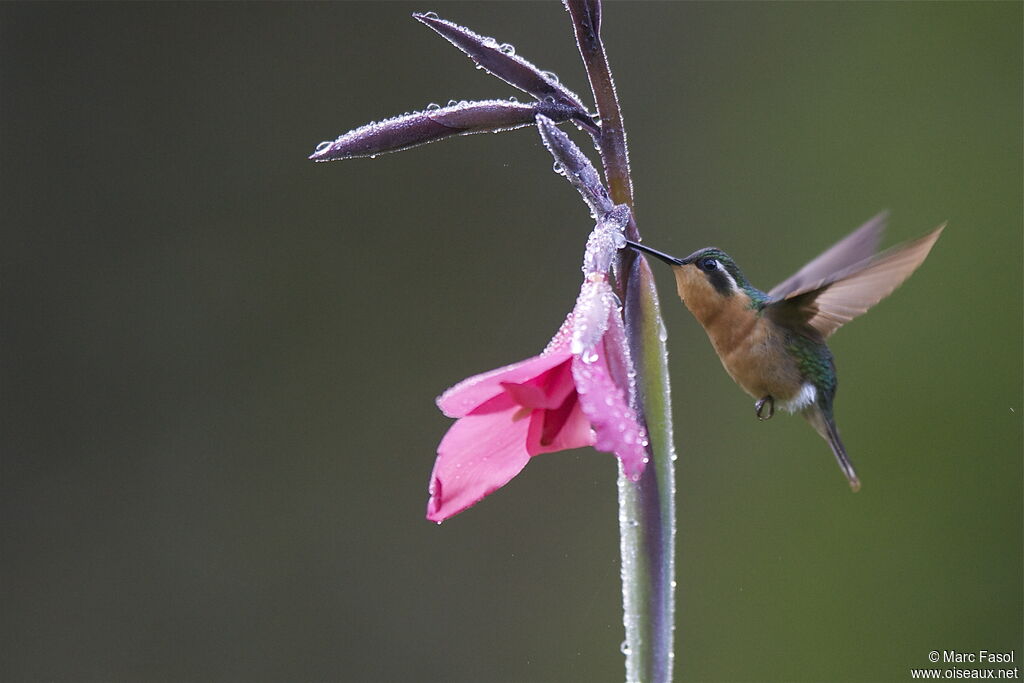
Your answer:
625;212;944;491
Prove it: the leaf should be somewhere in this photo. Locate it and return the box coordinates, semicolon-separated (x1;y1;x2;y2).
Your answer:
536;114;612;215
413;12;590;115
310;99;579;161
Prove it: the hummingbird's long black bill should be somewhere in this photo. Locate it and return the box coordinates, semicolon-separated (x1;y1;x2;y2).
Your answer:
624;239;685;267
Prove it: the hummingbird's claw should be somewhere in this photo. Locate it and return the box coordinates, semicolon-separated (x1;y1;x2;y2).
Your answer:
756;396;775;421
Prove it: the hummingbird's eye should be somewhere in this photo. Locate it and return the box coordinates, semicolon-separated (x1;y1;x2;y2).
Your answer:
698;257;719;272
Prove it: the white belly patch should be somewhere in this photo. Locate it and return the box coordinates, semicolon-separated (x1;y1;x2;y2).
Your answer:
779;382;817;413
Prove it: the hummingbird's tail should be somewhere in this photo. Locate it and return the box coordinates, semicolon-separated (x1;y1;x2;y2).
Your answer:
805;407;861;492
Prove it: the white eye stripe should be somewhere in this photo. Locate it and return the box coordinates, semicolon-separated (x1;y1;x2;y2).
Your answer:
722;270;737;291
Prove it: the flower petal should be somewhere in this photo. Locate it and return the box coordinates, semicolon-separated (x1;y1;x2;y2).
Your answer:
571;337;648;480
582;205;630;275
570;277;615;356
426;405;533;522
437;349;573;418
526;393;595;455
499;356;576;410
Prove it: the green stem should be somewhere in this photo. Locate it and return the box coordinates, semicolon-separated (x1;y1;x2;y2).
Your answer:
621;257;676;683
565;2;677;681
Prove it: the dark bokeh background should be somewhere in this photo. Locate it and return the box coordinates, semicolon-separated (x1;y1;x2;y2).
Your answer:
2;2;1021;682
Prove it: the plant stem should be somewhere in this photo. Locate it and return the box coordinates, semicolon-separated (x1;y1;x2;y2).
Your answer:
564;0;633;214
622;258;676;683
565;1;677;681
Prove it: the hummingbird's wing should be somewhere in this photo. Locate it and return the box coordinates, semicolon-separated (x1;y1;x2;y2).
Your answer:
768;211;888;299
768;224;944;339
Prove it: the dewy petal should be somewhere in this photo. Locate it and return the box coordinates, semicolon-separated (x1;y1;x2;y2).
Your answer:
582;205;630;275
500;356;576;410
437;349;573;418
571;330;649;480
570;277;615;356
427;405;532;522
542;312;575;355
526;393;594;455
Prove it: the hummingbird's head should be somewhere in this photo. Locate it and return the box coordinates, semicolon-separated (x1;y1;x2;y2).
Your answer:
675;248;746;299
625;240;764;324
668;247;763;322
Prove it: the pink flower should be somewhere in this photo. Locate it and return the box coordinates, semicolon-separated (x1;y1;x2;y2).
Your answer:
427;209;649;522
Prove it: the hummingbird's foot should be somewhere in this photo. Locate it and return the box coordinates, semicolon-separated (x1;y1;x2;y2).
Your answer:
756;395;775;421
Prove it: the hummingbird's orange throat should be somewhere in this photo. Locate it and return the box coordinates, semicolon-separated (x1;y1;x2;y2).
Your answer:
671;265;743;329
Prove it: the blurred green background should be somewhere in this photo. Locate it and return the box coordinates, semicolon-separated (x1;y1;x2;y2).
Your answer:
2;2;1020;682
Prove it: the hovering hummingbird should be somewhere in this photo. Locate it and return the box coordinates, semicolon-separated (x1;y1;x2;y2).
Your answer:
625;212;944;491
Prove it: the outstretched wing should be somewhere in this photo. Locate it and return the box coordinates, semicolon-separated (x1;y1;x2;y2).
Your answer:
768;211;888;299
768;225;944;339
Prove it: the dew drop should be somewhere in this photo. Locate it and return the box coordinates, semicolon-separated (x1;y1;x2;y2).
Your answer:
657;319;669;342
421;11;439;19
426;102;441;111
620;640;631;655
498;43;516;56
369;154;377;159
508;95;519;103
541;70;560;84
314;140;332;154
552;161;565;174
